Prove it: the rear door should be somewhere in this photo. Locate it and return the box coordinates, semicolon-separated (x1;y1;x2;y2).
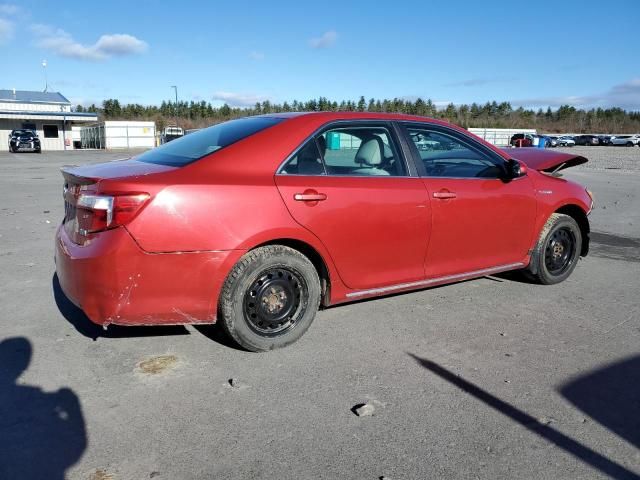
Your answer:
401;123;537;278
275;122;430;290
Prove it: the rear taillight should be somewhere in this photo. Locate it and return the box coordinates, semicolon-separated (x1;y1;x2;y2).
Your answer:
76;193;150;235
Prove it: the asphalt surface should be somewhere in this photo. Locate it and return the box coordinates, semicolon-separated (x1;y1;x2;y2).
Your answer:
0;147;639;480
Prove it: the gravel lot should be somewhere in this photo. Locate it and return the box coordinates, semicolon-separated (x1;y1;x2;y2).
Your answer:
556;145;640;172
0;148;638;480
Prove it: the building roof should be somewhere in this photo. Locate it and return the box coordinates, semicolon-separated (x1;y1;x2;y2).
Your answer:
0;110;97;122
0;89;71;105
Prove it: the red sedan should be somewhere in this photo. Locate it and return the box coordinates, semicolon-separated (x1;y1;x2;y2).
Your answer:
55;112;593;351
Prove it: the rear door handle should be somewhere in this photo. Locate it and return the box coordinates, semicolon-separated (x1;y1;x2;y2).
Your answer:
294;192;327;202
433;190;457;199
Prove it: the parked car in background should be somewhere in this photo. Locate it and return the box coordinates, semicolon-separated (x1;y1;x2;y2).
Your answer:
509;133;534;147
55;112;593;351
545;136;559;147
8;129;41;153
574;135;600;146
538;135;554;148
598;135;613;146
609;135;640;146
556;136;576;147
160;125;184;144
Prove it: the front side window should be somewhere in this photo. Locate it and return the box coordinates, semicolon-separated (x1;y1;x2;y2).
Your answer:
407;127;504;178
137;116;283;167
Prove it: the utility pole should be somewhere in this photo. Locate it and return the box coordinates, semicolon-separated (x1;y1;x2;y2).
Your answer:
42;60;48;92
171;85;178;128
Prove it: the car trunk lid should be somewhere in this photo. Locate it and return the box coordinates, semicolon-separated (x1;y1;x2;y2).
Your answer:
61;158;177;244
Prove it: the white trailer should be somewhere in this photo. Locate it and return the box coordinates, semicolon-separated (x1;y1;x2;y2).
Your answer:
80;121;156;150
468;127;537;147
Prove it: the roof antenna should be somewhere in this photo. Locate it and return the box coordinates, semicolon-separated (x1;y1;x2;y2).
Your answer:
42;59;48;92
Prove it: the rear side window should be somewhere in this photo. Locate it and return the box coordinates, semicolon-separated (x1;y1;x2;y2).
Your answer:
279;125;406;177
280;139;326;175
137;117;283;167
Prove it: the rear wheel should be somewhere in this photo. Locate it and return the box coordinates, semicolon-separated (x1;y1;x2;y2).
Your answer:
626;142;634;147
219;245;321;352
525;213;582;285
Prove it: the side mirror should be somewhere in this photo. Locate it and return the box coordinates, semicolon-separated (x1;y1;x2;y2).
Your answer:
505;159;527;179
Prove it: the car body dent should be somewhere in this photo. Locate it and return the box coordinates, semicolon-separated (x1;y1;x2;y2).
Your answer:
503;148;588;172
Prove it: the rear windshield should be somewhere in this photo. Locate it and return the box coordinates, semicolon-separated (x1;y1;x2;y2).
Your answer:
137;116;283;167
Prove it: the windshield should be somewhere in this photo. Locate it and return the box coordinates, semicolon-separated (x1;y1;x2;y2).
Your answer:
13;130;34;136
137;116;283;167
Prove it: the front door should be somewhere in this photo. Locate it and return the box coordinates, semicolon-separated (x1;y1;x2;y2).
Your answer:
402;124;537;278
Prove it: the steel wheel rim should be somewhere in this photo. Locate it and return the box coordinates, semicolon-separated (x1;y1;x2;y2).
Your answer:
243;267;307;336
545;227;576;275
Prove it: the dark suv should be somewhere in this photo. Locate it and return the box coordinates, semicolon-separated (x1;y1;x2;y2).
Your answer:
8;129;41;153
574;135;599;146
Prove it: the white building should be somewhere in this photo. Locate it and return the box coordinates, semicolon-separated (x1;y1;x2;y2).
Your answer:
0;89;97;151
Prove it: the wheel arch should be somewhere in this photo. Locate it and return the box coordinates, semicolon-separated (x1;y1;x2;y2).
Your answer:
555;204;590;256
251;238;332;306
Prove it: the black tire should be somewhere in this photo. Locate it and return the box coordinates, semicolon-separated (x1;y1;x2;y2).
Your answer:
219;245;321;352
626;142;633;147
525;213;582;285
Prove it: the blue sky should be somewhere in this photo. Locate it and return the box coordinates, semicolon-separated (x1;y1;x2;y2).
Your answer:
1;0;639;110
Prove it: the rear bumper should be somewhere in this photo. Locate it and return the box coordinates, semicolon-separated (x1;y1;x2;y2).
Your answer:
55;224;244;326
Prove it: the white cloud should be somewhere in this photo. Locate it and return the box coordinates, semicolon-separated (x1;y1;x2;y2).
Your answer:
0;17;13;44
0;3;18;15
249;51;265;60
31;24;148;61
212;91;271;107
512;78;640;110
309;30;337;48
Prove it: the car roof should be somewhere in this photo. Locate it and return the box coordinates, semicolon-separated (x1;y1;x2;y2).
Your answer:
261;111;511;160
258;111;452;125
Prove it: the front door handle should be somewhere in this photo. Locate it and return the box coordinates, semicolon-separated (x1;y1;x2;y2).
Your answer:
294;191;327;202
433;190;457;199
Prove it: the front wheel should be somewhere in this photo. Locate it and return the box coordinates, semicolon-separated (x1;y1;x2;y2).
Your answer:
219;245;321;352
525;213;582;285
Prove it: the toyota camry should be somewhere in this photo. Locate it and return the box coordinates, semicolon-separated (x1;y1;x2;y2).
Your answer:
55;112;593;351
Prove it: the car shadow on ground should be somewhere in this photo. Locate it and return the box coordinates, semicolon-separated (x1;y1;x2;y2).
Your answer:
192;324;246;351
0;337;87;480
559;354;640;450
52;274;190;340
408;353;640;480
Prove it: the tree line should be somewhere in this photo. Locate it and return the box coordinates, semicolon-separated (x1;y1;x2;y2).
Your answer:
74;96;640;133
